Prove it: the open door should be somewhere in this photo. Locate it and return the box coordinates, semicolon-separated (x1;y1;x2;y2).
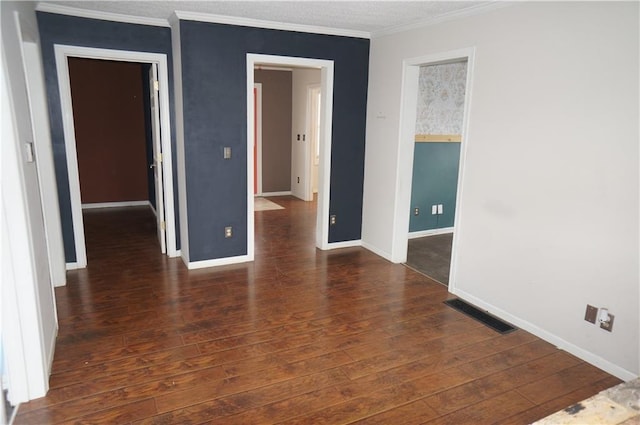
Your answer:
149;63;166;253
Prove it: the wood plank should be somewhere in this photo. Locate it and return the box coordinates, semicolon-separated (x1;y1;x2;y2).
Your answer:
415;134;462;142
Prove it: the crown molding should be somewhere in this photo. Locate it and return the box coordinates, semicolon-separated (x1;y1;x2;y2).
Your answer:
371;2;514;38
174;10;370;39
36;3;170;27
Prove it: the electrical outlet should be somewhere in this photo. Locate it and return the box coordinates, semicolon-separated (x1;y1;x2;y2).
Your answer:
584;305;598;324
224;226;232;238
414;207;419;216
600;313;614;332
330;215;336;225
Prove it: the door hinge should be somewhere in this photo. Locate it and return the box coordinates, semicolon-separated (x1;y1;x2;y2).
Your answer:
161;220;166;230
157;153;163;163
153;80;159;91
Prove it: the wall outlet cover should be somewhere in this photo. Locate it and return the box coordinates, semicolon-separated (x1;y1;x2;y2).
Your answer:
584;304;598;324
600;313;614;332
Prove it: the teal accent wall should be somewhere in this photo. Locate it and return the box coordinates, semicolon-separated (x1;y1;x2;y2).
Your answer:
409;142;460;232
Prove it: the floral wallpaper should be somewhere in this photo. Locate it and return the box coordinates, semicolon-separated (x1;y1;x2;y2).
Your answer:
415;61;467;135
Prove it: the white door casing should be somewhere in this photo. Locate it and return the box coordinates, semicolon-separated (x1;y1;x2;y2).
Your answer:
149;63;166;254
307;84;321;196
54;45;177;269
393;48;476;293
254;83;263;196
246;54;334;257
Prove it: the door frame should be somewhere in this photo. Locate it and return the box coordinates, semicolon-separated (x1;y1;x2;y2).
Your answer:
306;83;321;198
392;47;475;292
246;54;334;257
148;63;166;254
54;44;177;269
254;82;263;195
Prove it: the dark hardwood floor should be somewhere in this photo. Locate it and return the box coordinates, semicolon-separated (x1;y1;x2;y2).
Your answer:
16;197;621;424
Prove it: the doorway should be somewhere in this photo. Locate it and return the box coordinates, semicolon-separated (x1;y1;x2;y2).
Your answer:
246;54;335;260
253;67;321;201
405;59;468;286
392;48;475;292
54;45;177;269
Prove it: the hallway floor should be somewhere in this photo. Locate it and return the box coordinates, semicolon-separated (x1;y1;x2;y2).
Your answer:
15;198;621;424
406;233;453;286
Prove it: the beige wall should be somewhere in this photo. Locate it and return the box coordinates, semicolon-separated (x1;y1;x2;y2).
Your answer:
254;69;292;193
363;2;639;378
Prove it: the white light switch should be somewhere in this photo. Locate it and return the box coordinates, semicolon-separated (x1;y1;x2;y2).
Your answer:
223;147;231;159
431;205;437;215
437;204;443;214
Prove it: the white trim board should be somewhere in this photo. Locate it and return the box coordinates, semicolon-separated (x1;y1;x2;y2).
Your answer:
35;3;510;40
81;201;151;210
408;227;454;239
175;10;369;39
185;254;250;270
254;82;263;196
259;191;292;197
36;3;170;27
452;288;637;382
65;262;81;271
326;240;362;250
361;241;393;262
54;44;178;268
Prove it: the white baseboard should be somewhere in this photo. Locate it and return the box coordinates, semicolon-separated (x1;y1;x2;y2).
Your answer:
65;262;81;270
46;326;57;383
325;239;362;250
259;191;292;197
171;249;181;258
408;227;454;239
452;287;637;381
361;241;393;262
81;200;151;210
186;254;251;269
149;203;157;217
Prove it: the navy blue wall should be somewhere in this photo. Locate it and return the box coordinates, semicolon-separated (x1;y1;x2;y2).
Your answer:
36;12;179;262
179;21;369;261
409;143;460;232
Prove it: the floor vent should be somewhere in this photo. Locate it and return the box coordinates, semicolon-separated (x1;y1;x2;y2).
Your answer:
444;298;517;334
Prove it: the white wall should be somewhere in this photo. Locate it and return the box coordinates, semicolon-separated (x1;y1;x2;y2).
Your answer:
1;0;58;401
362;2;639;379
291;68;321;201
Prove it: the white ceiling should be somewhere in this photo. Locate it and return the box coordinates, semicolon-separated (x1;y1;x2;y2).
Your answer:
38;1;498;36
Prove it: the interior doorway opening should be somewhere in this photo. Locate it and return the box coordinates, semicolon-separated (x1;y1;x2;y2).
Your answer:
393;48;475;292
54;45;177;270
246;54;335;260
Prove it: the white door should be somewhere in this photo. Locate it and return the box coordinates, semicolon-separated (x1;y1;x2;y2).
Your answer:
149;63;166;253
308;85;321;195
